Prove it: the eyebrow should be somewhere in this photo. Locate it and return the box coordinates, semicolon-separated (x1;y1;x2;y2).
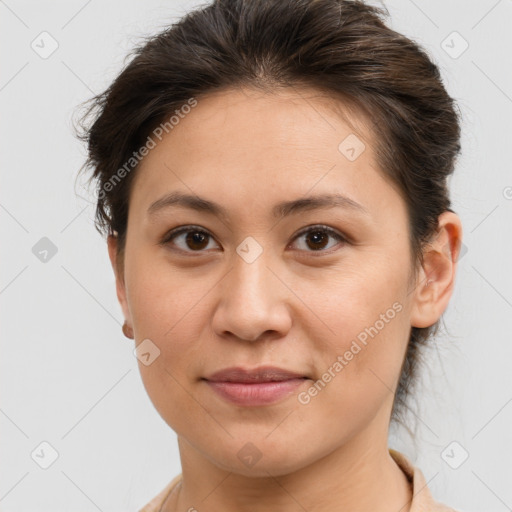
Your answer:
147;191;369;220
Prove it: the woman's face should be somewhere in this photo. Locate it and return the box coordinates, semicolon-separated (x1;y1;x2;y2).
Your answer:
110;86;436;476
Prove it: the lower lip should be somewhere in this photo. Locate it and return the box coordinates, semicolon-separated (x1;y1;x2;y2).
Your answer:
205;378;307;406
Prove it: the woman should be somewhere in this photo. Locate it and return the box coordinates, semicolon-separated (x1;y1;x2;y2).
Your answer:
77;0;464;510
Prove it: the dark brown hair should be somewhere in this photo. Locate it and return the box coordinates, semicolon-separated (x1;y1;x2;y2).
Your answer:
75;0;462;427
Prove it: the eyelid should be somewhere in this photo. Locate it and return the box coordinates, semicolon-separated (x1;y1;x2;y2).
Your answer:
161;225;209;242
292;224;346;242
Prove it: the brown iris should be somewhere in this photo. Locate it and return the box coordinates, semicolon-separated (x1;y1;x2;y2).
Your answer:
305;230;329;251
185;231;209;250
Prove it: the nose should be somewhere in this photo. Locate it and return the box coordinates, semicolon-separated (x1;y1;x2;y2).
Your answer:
211;250;293;343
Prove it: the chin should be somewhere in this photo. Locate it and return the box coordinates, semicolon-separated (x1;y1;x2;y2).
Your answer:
198;434;322;478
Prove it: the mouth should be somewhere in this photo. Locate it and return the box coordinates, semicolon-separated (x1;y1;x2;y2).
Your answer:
202;365;310;406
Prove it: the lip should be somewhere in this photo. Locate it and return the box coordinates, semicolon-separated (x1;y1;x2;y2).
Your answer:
203;366;309;406
205;365;308;383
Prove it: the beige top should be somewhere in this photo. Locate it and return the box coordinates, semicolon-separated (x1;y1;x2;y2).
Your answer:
139;448;459;512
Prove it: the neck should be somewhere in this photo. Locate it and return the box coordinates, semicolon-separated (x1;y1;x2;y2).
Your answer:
167;422;412;512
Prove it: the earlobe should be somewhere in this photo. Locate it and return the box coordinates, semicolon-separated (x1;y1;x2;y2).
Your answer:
410;211;463;329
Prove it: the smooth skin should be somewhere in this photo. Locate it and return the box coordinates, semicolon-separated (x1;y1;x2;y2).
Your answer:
107;86;463;512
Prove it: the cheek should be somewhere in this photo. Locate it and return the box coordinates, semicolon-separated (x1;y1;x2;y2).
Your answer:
305;255;410;402
125;248;206;337
312;252;408;338
124;253;209;399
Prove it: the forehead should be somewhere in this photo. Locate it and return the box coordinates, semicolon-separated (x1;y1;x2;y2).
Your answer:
145;85;372;157
128;85;399;223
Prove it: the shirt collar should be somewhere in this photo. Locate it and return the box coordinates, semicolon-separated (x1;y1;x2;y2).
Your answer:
389;448;457;511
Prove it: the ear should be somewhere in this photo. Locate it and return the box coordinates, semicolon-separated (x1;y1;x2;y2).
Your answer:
410;211;463;328
107;234;132;326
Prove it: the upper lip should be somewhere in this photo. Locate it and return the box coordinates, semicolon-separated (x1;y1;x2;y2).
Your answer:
204;366;308;383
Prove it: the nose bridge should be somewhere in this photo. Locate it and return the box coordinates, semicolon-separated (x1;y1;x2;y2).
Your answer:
211;241;291;341
227;241;277;312
231;245;270;302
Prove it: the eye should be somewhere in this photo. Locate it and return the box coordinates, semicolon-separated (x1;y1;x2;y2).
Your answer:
289;224;347;254
160;225;219;254
160;224;347;255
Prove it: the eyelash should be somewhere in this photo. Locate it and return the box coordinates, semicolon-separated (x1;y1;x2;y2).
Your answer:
160;224;348;257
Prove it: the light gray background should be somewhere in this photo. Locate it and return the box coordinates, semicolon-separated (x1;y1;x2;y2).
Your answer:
1;0;511;511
